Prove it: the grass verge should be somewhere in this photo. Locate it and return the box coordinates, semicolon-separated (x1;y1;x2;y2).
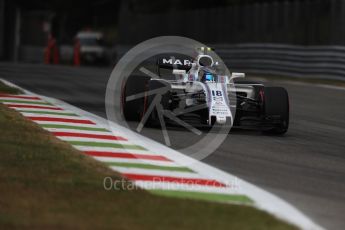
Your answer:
0;87;297;230
0;81;22;94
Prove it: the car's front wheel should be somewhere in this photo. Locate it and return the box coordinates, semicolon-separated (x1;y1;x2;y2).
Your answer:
262;87;289;134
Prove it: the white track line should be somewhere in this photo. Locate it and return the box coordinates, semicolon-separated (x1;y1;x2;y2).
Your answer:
14;108;73;114
94;157;181;167
2;102;58;108
44;128;112;135
134;181;241;195
109;167;205;179
0;95;42;100
20;112;77;117
73;146;158;155
0;97;45;102
56;136;129;144
19;113;82;119
30;121;98;128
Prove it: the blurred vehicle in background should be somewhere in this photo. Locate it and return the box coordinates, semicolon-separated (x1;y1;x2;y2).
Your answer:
74;31;110;65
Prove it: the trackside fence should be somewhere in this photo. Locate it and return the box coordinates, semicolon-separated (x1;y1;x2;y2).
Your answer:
212;43;345;80
115;43;345;81
18;43;345;81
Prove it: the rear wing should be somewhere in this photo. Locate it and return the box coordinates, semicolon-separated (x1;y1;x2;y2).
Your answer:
157;54;193;70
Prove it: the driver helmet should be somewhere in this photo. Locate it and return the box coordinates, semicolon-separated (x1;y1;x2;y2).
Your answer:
200;69;216;82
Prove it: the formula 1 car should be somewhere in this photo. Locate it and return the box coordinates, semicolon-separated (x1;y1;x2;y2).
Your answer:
122;48;289;134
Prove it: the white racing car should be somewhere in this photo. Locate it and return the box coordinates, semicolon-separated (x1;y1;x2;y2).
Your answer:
122;47;289;134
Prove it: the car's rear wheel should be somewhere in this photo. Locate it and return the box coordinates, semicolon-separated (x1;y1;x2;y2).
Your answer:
144;80;171;127
262;87;289;134
122;75;150;121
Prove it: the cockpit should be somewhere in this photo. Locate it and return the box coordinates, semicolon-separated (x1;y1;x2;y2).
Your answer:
199;68;217;82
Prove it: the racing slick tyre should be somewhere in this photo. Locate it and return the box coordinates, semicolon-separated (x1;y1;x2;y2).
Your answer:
144;80;171;127
122;75;151;121
262;87;289;134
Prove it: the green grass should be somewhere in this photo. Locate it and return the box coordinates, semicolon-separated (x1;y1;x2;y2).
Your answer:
106;162;195;172
0;81;22;94
150;190;253;204
0;85;298;229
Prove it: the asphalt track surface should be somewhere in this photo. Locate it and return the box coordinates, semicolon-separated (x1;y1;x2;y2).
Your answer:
1;62;344;230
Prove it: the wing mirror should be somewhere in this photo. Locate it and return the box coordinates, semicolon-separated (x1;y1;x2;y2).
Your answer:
172;69;186;75
230;72;245;81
